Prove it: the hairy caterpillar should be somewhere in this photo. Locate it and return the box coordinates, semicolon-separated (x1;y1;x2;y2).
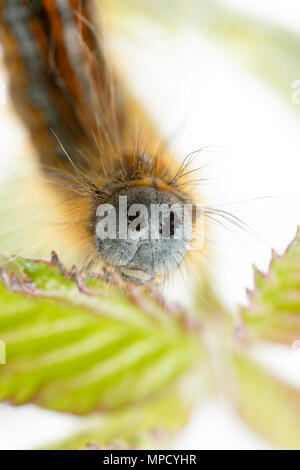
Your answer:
0;0;206;287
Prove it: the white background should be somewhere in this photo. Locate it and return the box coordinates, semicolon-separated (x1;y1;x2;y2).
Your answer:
0;0;300;450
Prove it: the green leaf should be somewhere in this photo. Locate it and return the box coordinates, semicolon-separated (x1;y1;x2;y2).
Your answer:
0;254;203;415
110;0;300;112
241;228;300;344
232;353;300;449
43;390;190;450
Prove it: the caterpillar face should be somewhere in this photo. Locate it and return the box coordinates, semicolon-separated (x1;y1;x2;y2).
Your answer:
95;186;192;284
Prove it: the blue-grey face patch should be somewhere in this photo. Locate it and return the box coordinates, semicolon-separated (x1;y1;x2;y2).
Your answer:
95;186;192;284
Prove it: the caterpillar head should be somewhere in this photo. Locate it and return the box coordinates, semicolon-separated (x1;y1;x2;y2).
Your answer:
95;185;193;284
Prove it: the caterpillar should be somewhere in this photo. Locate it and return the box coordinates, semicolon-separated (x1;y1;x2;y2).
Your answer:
0;0;204;287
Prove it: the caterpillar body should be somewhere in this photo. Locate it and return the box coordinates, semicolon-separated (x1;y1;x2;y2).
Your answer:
0;0;203;286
